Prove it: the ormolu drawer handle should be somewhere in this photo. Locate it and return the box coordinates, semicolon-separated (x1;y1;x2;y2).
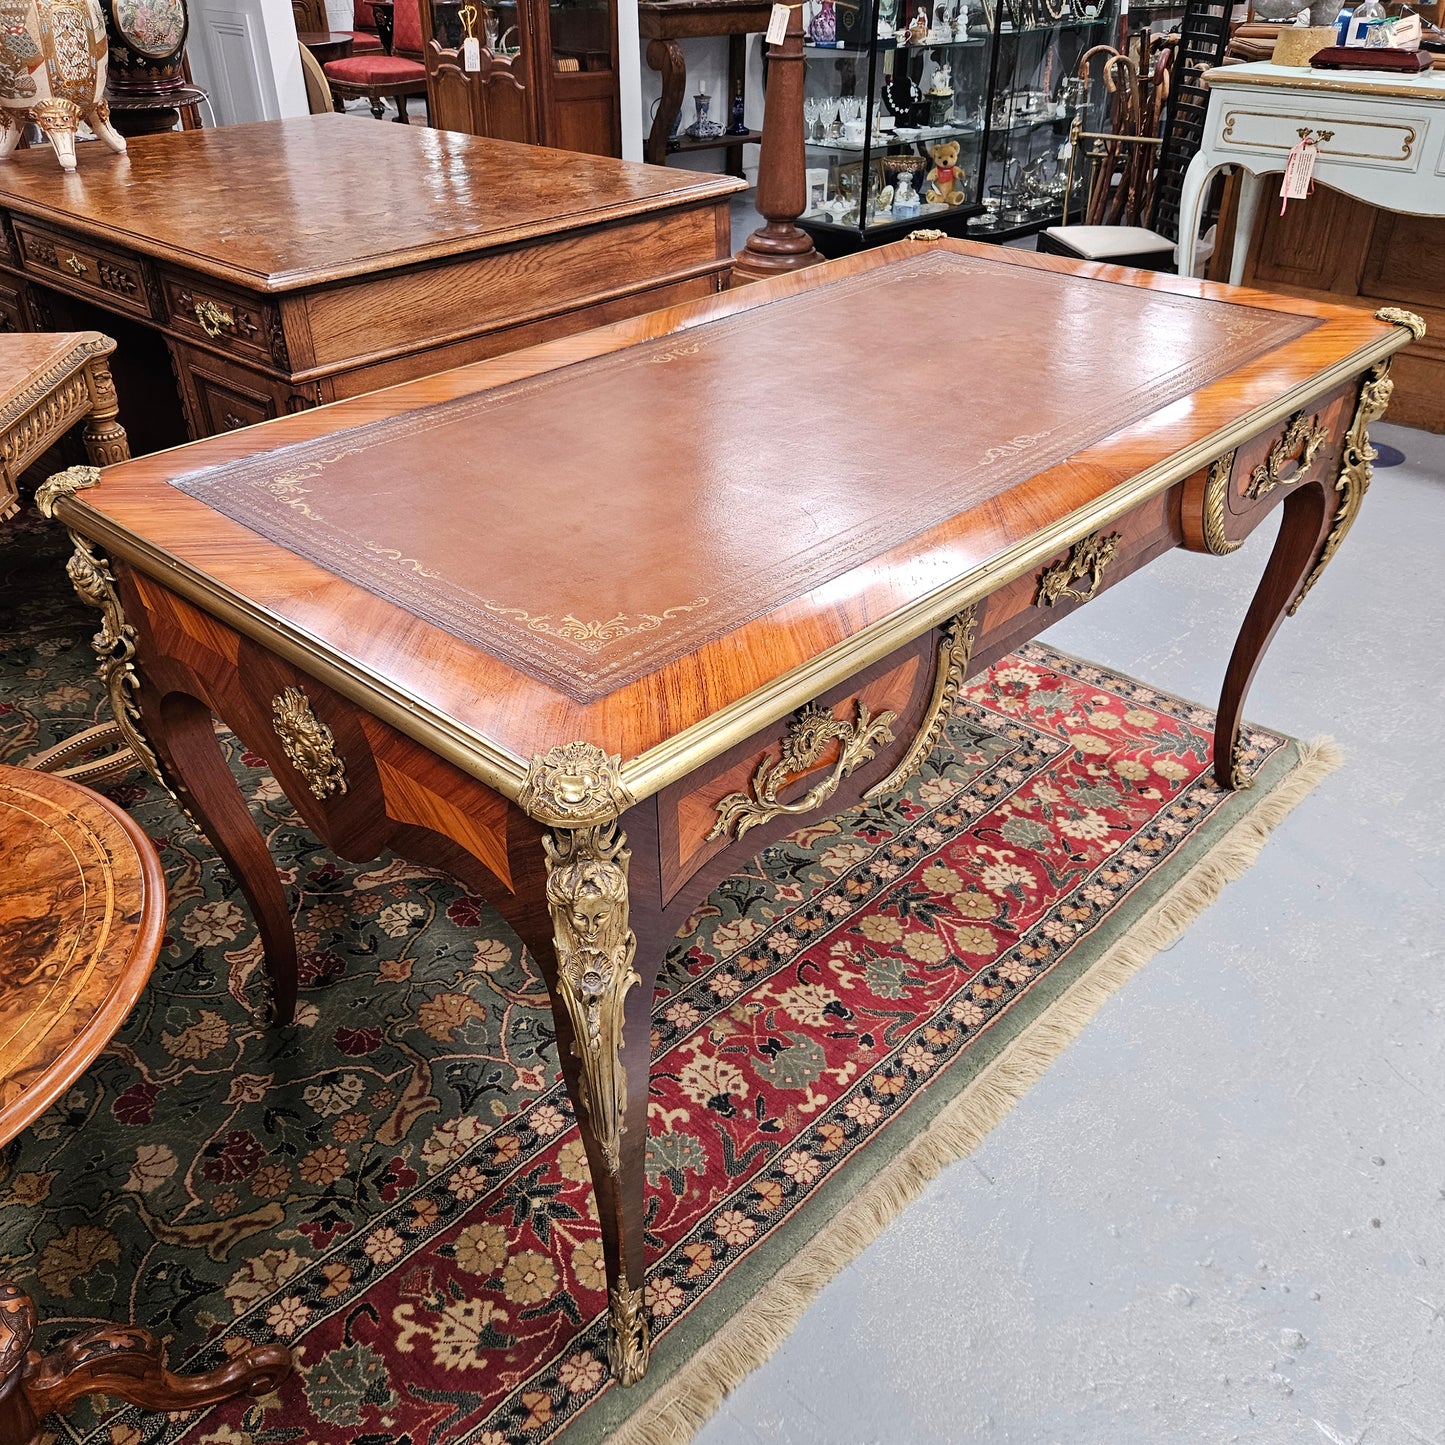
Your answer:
1036;529;1120;608
1243;410;1330;501
194;298;235;338
61;254;86;277
708;699;896;841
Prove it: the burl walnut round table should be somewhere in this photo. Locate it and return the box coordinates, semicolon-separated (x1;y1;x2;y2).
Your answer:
0;766;289;1445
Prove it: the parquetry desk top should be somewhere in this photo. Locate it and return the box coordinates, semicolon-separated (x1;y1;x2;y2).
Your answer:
0;115;745;293
57;241;1408;805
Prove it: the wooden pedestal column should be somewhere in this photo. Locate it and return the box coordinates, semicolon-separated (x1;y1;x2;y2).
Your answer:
731;3;822;284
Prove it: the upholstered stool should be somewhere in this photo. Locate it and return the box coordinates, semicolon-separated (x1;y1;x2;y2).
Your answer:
0;766;291;1445
1036;224;1179;272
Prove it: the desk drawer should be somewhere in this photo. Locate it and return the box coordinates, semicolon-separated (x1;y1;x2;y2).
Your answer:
1181;383;1354;556
12;220;153;318
163;270;286;372
1218;105;1425;171
168;340;316;440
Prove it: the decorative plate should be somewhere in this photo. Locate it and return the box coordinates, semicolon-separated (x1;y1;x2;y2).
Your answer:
108;0;187;60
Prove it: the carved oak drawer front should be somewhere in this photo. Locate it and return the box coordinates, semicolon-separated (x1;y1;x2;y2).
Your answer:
11;220;153;317
162;272;284;371
1218;107;1425;171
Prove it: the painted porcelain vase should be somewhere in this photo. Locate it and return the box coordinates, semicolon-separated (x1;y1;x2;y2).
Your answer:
0;0;127;171
808;0;836;44
101;0;187;94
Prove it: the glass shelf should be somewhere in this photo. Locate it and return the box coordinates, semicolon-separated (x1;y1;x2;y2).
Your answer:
995;17;1110;32
804;36;989;53
804;123;984;152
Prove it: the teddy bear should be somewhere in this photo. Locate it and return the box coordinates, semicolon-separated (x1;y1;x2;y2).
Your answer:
924;140;966;206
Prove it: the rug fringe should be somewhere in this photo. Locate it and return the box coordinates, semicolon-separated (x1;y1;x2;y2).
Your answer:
610;736;1342;1445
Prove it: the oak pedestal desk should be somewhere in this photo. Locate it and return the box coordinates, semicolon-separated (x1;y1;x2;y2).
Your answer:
37;240;1419;1386
0;115;743;455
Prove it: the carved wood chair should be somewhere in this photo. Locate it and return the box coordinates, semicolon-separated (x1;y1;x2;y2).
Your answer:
323;0;429;120
346;0;387;55
0;764;292;1443
299;41;335;114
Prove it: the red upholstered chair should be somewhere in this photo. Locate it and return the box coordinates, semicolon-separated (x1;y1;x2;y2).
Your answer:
324;0;428;120
347;0;385;54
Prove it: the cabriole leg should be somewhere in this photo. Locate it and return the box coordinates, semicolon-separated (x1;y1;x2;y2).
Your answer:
142;686;300;1025
1214;360;1396;788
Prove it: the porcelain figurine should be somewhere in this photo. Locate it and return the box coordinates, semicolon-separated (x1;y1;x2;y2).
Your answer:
0;0;127;170
892;169;920;218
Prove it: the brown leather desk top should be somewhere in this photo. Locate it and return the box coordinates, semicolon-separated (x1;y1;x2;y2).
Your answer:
167;251;1314;701
0;116;744;292
61;240;1404;799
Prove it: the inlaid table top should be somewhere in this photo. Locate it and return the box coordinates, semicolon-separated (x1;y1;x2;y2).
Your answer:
0;765;164;1148
0;115;745;292
55;240;1408;806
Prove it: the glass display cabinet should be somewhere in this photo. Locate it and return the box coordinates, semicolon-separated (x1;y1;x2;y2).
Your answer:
974;0;1117;240
797;0;1116;254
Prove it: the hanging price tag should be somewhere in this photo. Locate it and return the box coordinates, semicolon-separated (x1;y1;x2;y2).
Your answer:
462;35;481;69
765;3;790;45
1279;136;1318;212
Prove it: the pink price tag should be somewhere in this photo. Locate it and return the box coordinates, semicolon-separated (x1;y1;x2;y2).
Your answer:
1279;137;1318;213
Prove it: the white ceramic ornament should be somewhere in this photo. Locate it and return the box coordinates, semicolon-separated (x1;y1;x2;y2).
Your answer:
0;0;127;172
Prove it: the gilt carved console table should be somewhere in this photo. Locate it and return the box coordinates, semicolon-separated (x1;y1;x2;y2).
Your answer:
35;240;1420;1387
0;115;742;454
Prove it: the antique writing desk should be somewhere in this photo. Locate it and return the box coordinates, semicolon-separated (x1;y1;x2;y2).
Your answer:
0;115;742;452
37;240;1419;1385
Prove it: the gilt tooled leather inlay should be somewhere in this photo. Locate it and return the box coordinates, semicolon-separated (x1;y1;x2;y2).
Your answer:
167;253;1317;703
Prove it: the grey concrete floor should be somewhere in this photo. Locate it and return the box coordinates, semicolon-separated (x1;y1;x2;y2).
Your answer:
690;428;1445;1445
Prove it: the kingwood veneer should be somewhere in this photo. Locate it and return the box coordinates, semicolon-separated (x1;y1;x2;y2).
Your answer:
0;115;743;452
36;238;1420;1387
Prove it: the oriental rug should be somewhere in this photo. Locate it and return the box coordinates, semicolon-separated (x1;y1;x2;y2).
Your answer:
0;506;1337;1445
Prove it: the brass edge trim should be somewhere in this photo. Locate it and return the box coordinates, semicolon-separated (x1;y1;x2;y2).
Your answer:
52;503;533;803
56;328;1408;813
619;327;1410;800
